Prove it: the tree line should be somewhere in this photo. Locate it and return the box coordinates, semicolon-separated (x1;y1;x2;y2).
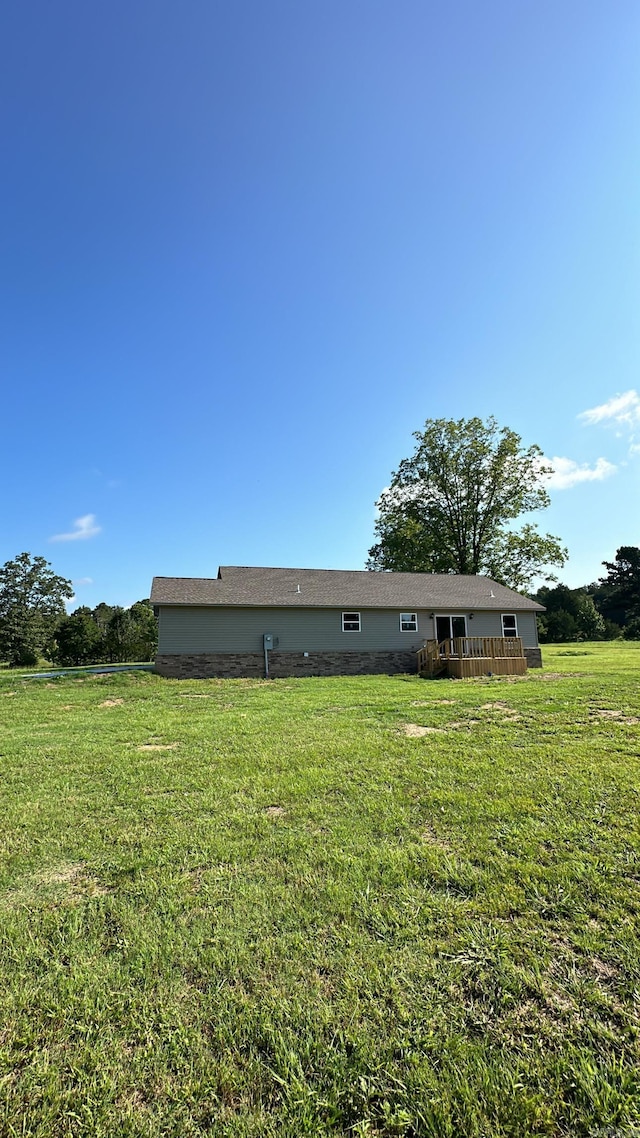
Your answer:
53;599;158;665
0;553;157;667
533;547;640;642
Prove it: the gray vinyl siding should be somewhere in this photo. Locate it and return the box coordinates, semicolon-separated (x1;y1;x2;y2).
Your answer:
456;610;538;647
158;606;539;653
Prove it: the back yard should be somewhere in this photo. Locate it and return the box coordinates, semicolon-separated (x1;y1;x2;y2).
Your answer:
0;644;639;1137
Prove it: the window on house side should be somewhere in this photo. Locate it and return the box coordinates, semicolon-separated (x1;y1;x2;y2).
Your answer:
502;614;518;636
342;612;361;632
400;612;418;632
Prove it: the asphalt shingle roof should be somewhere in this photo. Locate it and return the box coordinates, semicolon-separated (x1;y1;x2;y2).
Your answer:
150;566;544;611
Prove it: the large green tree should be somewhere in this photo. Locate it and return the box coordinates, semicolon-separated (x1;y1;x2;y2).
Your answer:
588;546;640;631
128;599;158;661
103;600;157;662
104;607;132;662
53;609;103;666
367;417;567;590
0;553;73;666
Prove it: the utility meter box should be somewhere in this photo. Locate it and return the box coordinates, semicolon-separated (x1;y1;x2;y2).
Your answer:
263;633;274;650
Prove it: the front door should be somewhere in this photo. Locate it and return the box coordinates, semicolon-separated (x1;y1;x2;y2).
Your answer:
435;615;467;654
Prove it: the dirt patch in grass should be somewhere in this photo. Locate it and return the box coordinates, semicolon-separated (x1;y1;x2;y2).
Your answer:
590;956;619;981
137;743;178;752
99;698;124;708
403;718;484;735
43;863;87;885
480;702;522;720
501;997;573;1042
39;862;110;900
117;1088;151;1114
264;805;286;817
592;708;640;725
404;723;444;736
421;824;451;849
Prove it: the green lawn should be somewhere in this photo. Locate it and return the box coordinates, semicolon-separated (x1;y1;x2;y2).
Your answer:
1;644;639;1137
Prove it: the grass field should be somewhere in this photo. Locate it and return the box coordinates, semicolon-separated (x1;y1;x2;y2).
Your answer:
1;644;639;1137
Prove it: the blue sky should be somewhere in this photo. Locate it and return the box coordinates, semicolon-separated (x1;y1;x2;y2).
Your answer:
2;0;638;607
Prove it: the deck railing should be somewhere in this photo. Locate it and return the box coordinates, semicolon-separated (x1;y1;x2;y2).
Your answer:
416;641;443;676
437;636;524;659
417;636;524;676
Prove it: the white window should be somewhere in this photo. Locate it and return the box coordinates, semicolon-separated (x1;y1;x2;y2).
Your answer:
400;612;418;632
501;614;518;637
342;611;361;632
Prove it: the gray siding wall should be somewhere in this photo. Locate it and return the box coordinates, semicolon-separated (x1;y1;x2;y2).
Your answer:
459;610;538;647
158;606;539;653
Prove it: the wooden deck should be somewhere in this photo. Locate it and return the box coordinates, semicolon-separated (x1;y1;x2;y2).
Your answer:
417;637;527;678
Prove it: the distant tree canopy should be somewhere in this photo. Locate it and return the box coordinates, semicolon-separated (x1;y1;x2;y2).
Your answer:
534;584;606;643
587;546;640;630
0;551;158;668
53;599;158;666
0;553;73;666
534;548;640;642
367;417;567;591
53;609;103;666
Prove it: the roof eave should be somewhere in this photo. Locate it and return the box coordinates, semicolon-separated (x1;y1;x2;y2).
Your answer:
151;598;545;611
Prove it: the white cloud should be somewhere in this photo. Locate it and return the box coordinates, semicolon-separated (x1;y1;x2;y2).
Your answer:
579;389;640;428
50;514;101;542
73;576;93;585
542;455;617;490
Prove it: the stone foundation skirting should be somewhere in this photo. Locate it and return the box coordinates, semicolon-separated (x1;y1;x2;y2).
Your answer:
524;647;543;668
155;650;418;679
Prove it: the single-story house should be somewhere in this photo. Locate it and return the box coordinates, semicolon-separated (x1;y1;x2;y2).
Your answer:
151;566;545;678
